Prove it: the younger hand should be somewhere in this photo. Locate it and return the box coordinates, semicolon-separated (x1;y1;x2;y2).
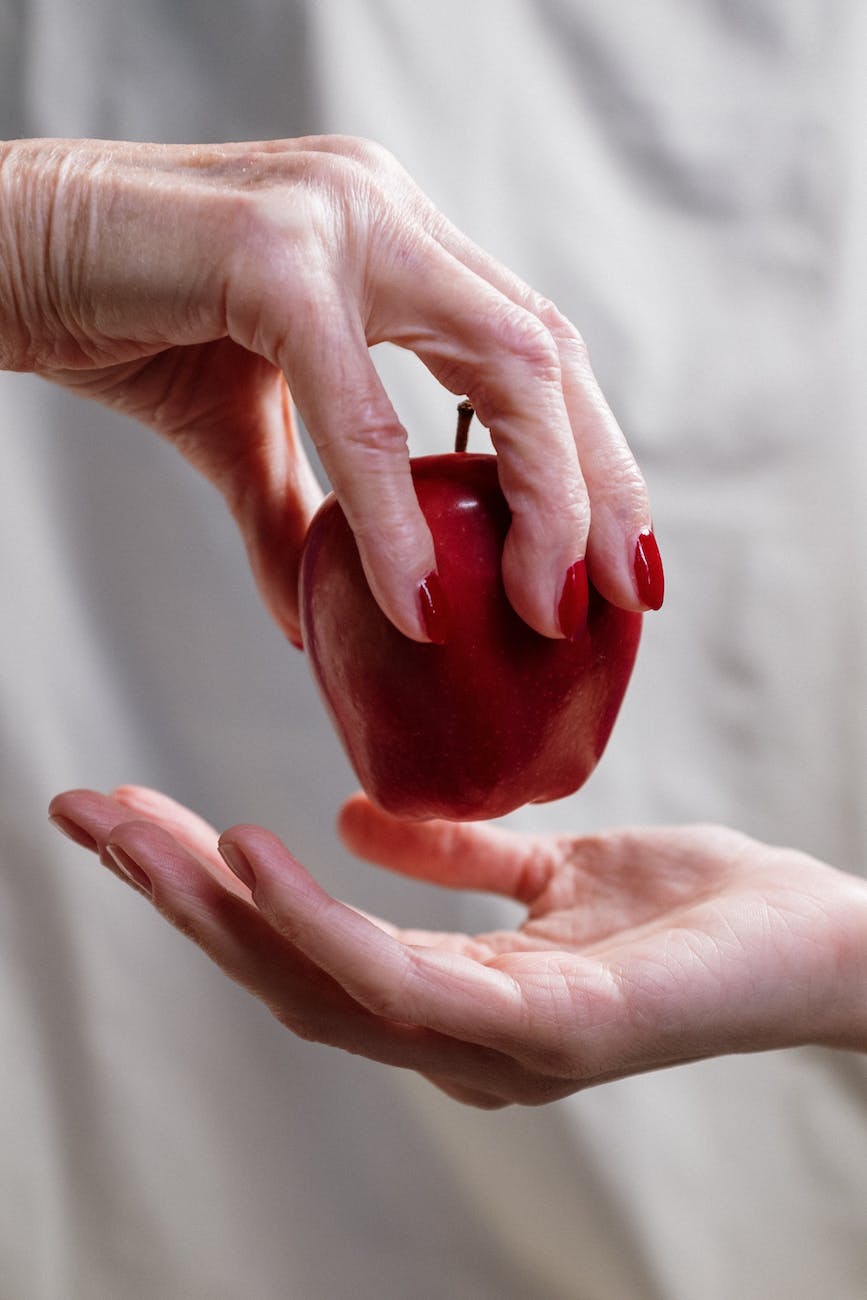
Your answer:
48;787;867;1108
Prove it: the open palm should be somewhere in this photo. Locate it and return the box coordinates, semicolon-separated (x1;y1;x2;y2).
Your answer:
49;786;867;1108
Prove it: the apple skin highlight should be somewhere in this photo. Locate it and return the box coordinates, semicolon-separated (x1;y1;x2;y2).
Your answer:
299;453;642;822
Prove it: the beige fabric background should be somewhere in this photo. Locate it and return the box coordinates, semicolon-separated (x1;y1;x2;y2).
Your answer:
1;2;866;1296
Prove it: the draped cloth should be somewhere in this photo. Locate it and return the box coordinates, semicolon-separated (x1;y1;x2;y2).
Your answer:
1;3;865;1296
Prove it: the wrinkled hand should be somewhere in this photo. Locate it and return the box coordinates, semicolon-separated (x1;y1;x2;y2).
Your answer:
0;136;656;643
49;786;867;1108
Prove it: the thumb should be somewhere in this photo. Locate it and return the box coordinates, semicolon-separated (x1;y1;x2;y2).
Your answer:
193;354;323;643
76;340;325;643
140;343;324;643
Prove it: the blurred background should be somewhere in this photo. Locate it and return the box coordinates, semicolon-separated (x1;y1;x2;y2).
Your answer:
1;2;866;1296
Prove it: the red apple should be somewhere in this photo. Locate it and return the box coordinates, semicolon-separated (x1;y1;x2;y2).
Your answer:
299;415;642;821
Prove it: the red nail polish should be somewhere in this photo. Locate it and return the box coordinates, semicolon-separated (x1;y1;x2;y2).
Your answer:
418;570;449;644
558;559;589;640
634;529;665;610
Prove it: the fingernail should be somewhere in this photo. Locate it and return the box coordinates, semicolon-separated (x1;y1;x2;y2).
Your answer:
105;843;153;895
634;529;665;610
558;559;589;640
49;814;97;851
417;570;449;644
218;841;256;891
289;635;304;652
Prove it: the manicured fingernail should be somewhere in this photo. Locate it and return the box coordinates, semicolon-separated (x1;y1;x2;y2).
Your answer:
218;841;256;891
105;843;152;895
289;635;304;652
418;570;449;644
49;814;97;851
634;529;665;610
558;559;589;640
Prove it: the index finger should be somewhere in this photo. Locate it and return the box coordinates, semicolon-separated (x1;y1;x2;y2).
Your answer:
220;824;529;1050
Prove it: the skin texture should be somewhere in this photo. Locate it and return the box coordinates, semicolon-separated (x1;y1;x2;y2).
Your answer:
0;135;655;642
49;786;867;1109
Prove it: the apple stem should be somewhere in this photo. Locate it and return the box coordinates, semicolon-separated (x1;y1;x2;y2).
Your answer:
455;400;474;453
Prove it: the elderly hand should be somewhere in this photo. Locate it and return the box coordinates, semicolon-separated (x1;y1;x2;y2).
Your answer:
1;136;660;643
49;786;867;1109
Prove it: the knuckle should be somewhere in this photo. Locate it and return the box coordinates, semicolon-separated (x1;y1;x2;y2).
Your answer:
486;302;561;378
536;296;589;353
513;289;591;369
288;137;405;218
329;135;400;177
527;291;565;332
493;300;556;358
317;401;408;464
